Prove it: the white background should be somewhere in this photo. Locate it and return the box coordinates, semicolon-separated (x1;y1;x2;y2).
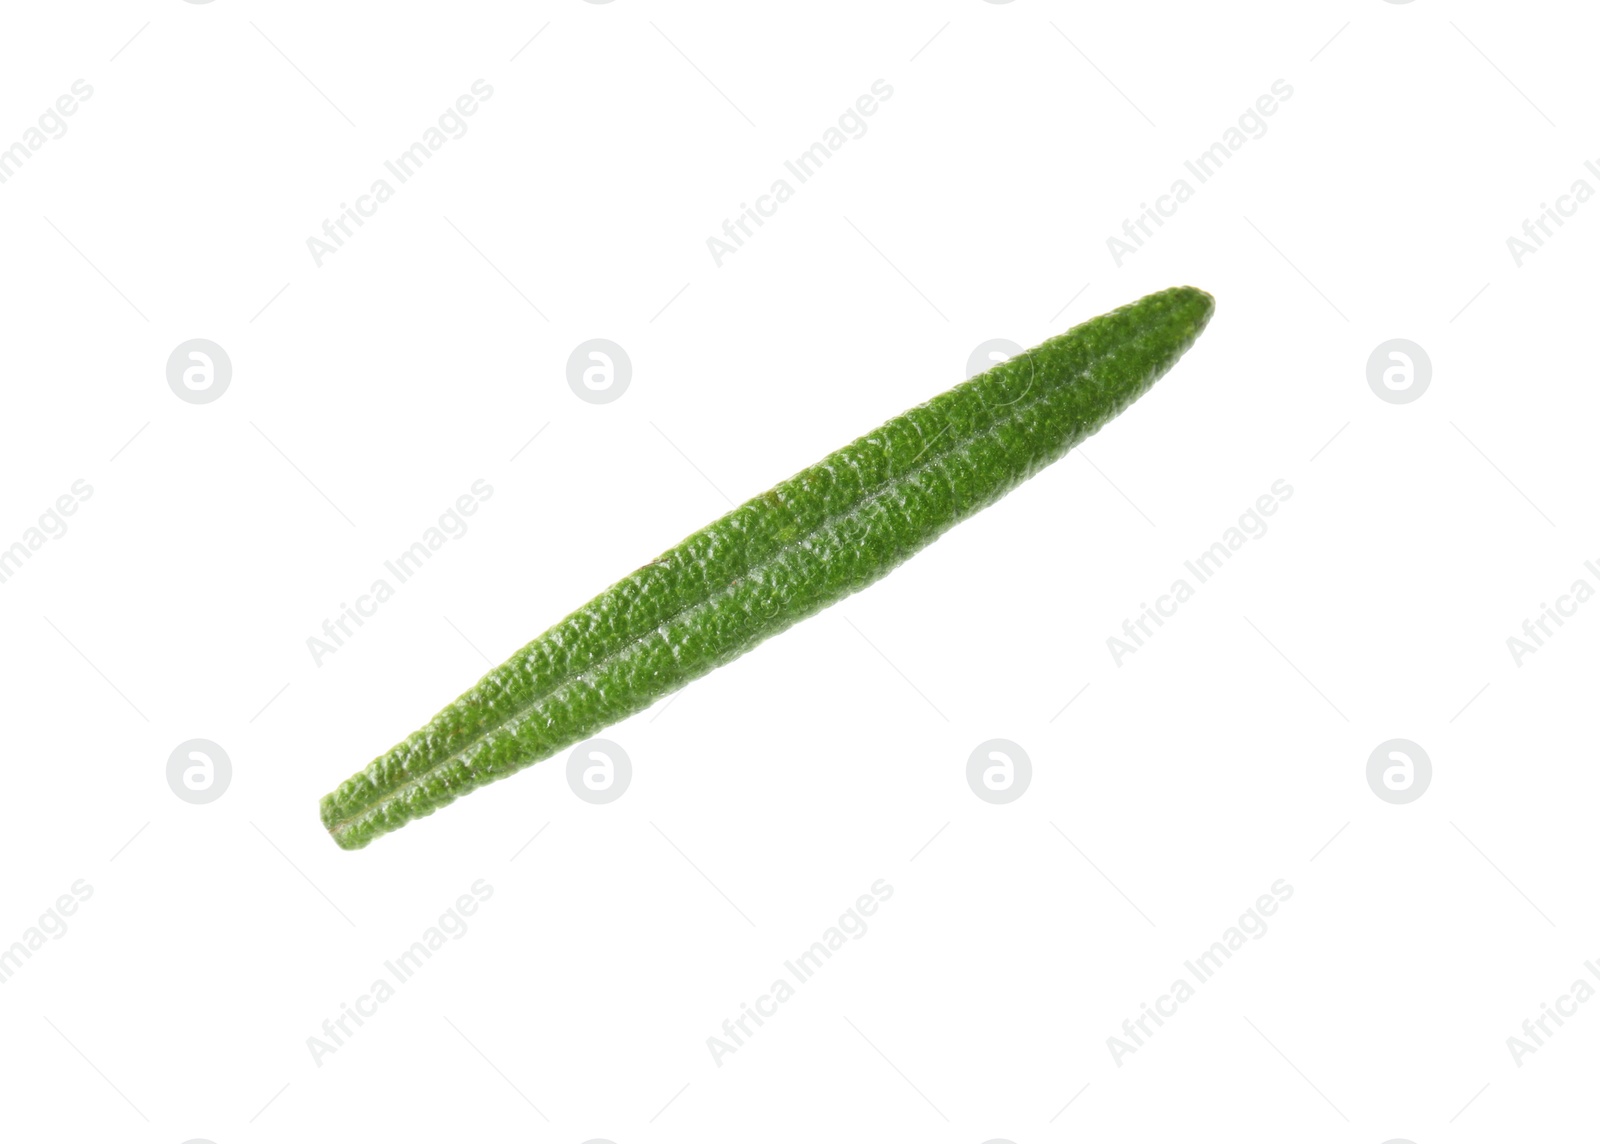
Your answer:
0;1;1595;1141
